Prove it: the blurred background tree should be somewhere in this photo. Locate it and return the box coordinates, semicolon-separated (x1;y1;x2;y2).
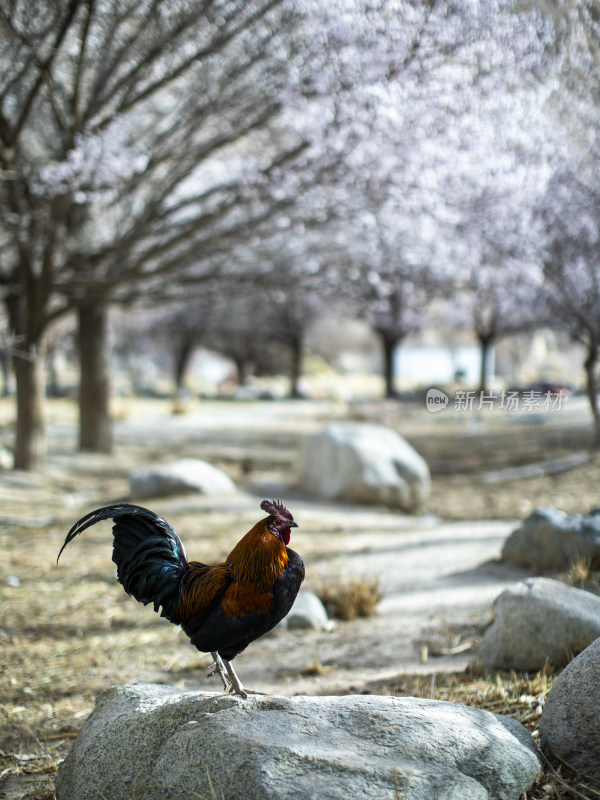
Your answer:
0;0;313;466
1;0;599;468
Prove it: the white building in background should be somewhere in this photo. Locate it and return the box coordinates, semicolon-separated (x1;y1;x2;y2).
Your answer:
393;329;582;391
310;317;583;392
394;345;489;387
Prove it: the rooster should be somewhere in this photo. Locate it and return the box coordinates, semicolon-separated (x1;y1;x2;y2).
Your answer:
57;499;304;697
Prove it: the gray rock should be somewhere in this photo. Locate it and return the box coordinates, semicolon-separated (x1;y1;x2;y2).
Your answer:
480;577;600;671
279;590;332;631
298;423;430;512
539;637;600;776
56;684;540;800
501;507;600;571
130;458;236;498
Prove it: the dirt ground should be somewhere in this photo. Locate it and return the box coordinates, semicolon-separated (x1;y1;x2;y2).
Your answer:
0;394;599;799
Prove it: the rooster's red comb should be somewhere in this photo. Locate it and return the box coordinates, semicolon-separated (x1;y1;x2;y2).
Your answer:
260;499;293;520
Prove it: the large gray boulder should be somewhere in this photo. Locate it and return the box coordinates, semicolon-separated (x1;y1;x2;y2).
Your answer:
56;684;541;800
480;577;600;671
298;423;430;512
130;458;236;498
279;590;332;631
501;507;600;571
539;637;600;776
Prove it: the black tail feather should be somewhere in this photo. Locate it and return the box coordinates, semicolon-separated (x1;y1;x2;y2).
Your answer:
57;504;188;622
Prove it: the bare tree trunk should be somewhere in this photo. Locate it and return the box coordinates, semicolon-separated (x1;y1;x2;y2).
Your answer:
478;334;494;393
13;343;46;470
78;303;112;452
584;341;600;446
46;349;60;397
6;281;46;470
174;334;196;393
233;354;251;386
289;334;303;398
378;331;399;399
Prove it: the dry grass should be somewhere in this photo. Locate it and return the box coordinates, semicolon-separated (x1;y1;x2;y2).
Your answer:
315;575;383;620
565;557;595;588
3;397;600;798
2;527;598;800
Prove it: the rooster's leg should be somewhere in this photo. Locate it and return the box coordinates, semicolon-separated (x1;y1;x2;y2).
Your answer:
208;652;230;692
223;659;248;698
223;660;268;698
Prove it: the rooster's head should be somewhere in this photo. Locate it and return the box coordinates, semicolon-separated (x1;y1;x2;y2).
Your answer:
260;499;298;545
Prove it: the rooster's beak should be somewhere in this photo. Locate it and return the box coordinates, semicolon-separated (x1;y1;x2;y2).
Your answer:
290;522;298;528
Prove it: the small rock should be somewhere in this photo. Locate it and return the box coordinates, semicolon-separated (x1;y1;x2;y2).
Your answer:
298;423;430;512
0;444;13;469
56;683;541;800
539;636;600;776
279;591;332;631
130;458;236;498
480;577;600;671
501;507;600;571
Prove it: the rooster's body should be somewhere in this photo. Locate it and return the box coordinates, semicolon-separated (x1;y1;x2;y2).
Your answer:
57;500;304;696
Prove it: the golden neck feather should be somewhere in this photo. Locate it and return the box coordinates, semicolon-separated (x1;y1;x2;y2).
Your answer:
226;520;289;588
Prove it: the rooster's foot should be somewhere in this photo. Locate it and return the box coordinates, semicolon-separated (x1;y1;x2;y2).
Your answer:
230;687;268;697
223;658;269;699
208;654;266;698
